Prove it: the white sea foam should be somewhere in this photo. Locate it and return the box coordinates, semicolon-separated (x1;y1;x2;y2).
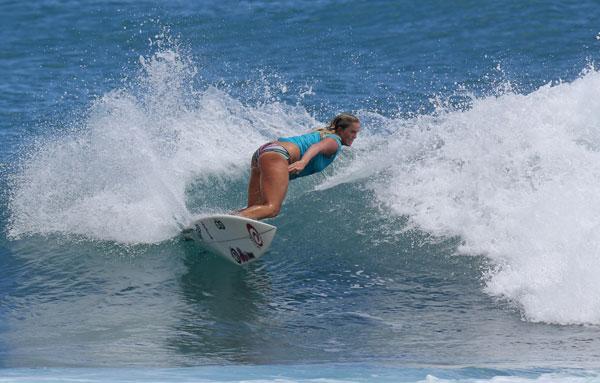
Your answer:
420;372;600;383
7;45;314;244
0;368;598;383
321;68;600;325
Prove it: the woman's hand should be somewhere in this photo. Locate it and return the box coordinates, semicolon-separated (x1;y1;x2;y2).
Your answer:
288;160;306;175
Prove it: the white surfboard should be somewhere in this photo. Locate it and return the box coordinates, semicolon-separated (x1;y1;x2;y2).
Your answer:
182;214;276;265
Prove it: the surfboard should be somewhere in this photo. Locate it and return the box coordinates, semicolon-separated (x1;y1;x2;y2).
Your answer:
182;214;276;265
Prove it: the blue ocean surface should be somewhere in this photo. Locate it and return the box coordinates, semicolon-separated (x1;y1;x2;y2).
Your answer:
2;1;600;382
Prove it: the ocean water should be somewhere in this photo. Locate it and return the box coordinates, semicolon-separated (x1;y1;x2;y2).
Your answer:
2;1;600;381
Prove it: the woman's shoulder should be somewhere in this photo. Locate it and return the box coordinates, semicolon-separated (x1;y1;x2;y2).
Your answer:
323;133;342;146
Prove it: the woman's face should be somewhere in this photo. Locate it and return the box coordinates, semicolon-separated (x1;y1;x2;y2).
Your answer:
339;121;361;146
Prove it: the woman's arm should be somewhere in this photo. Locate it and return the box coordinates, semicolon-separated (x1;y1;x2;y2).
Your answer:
288;137;339;175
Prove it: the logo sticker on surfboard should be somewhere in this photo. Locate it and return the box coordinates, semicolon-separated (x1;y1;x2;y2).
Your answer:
246;224;263;247
214;219;226;230
230;247;256;264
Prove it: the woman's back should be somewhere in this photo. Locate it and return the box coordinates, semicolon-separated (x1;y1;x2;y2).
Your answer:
279;132;342;178
279;131;322;156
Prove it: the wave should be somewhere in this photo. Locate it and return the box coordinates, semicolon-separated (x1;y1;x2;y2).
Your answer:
8;37;600;326
7;45;315;244
320;67;600;325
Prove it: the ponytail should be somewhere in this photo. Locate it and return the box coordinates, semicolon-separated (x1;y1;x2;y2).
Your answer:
315;113;359;139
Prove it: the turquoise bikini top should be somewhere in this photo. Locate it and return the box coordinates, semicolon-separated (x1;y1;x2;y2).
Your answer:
279;131;342;179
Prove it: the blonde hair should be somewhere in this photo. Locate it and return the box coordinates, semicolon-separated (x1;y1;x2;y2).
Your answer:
316;113;359;138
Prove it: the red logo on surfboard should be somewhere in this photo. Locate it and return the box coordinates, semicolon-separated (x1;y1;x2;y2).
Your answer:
246;224;263;247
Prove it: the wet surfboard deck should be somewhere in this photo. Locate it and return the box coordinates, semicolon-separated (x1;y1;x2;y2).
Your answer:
182;214;276;265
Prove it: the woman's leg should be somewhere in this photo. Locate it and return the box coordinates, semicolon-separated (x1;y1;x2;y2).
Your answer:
246;165;262;207
238;152;289;220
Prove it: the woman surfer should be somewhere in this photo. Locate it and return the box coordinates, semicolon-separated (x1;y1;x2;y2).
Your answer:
238;113;360;220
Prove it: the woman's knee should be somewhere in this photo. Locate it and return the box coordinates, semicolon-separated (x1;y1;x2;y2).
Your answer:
264;203;281;218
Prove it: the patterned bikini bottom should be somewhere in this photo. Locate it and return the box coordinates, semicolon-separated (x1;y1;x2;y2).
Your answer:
251;142;291;167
